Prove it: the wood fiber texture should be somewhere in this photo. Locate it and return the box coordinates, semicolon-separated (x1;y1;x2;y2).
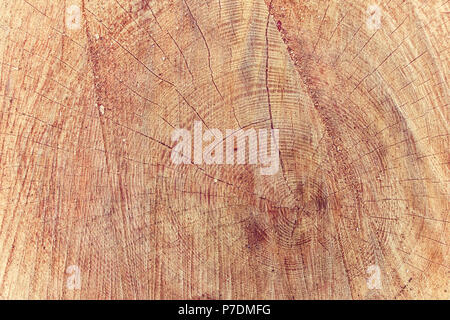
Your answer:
0;0;448;299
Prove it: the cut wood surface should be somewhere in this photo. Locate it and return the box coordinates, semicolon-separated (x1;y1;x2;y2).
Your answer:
0;0;448;299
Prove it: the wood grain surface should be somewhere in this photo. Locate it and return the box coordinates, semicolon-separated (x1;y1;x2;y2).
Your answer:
0;0;448;299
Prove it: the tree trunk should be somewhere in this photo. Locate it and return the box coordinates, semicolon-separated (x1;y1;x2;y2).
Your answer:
0;0;448;299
